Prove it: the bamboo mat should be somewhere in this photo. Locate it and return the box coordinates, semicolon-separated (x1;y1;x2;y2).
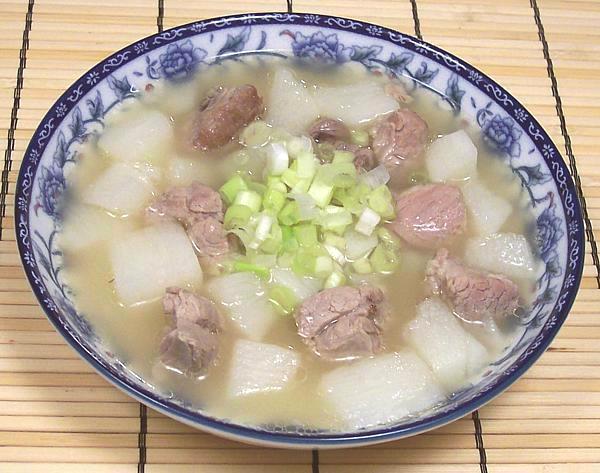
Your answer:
0;0;599;471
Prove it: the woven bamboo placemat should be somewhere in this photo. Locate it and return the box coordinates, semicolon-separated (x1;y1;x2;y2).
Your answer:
1;0;598;471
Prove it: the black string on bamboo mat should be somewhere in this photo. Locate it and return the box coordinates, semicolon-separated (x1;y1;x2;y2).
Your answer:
408;1;490;468
287;0;293;14
157;0;164;33
0;0;34;240
312;448;320;473
530;0;600;288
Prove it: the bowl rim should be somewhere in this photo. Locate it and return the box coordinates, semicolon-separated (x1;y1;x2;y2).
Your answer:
14;11;585;447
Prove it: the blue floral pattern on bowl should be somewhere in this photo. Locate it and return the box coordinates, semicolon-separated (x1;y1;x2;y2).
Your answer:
15;13;584;448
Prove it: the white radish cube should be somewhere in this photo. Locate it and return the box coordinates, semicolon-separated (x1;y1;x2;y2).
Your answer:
465;233;537;280
82;163;156;217
227;340;300;397
426;130;477;182
270;269;321;301
404;298;489;391
266;68;319;135
207;272;279;341
313;82;398;126
462;179;513;236
98;110;173;164
59;204;134;252
319;351;446;430
110;223;203;306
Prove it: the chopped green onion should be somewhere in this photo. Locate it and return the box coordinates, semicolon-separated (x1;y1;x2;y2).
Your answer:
308;180;334;208
277;252;294;268
291;178;311;194
281;226;299;253
234;190;262;213
268;285;299;315
296;150;317;179
324;244;346;265
314;255;334;278
248;214;273;250
332;150;355;164
324;270;346;288
367;185;396;219
350;129;370;147
355;207;381;236
267;176;288;193
281;168;300;188
293;224;318;248
324;232;346;250
247;181;267;196
369;244;400;273
315;142;335;162
233;261;270;279
292;248;318;276
224;204;253;228
260;222;283;254
317;162;357;189
266;142;289;176
262;188;286;213
287;136;313;160
352;257;372;274
318;205;353;230
219;175;248;205
278;201;300;226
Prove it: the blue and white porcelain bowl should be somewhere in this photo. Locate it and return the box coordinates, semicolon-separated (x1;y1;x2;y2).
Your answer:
15;13;584;448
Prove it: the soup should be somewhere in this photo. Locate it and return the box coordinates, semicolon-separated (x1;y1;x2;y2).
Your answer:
60;57;539;432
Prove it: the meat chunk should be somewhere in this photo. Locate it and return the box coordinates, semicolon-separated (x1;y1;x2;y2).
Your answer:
309;118;351;142
189;84;263;150
147;182;229;265
308;117;375;171
391;183;466;249
384;81;413;105
426;248;520;322
160;287;222;376
294;285;386;360
371;109;428;184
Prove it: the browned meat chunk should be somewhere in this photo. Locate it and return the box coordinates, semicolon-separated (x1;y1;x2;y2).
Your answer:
309;118;351;142
147;182;229;265
160;287;222;376
294;285;386;360
189;84;263;150
426;248;520;322
390;183;466;249
371;109;428;184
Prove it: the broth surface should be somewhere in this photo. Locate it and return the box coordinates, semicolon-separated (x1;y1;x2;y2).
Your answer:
61;58;536;430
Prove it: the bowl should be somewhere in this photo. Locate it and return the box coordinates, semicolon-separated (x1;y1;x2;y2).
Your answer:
15;12;584;449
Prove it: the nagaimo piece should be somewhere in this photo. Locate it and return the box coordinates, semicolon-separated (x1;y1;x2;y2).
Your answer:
82;163;156;216
160;287;222;377
207;272;279;340
227;339;300;397
313;81;398;126
98;110;173;164
59;204;133;251
425;129;477;182
319;350;446;430
371;109;429;184
391;183;466;249
426;248;520;322
404;298;489;390
110;223;203;306
461;179;512;236
189;85;263;150
266;68;319;135
294;285;386;360
465;233;538;280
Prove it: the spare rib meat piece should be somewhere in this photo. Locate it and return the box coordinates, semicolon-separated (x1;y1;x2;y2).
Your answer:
371;108;428;184
147;182;230;269
294;285;386;360
160;287;222;376
189;84;263;150
426;248;520;322
390;183;466;249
